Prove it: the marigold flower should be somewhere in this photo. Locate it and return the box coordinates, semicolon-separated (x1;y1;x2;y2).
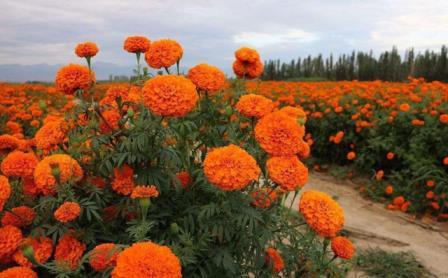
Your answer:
176;171;192;189
299;191;344;237
255;111;305;156
426;180;435;187
112;242;181;278
130;185;159;199
111;164;135;196
385;185;394;195
346;151;356;160
0;135;20;151
34;119;68;150
1;206;35;227
233;59;264;79
0;225;23;259
0;176;11;212
331;236;355;259
54;234;86;270
55;64;95;95
142;75;198;117
399;103;410;112
99;109;121;133
144;39;183;69
33;154;84;195
75;42;99;58
204;145;260;191
393;196;405;206
13;236;53;267
235;94;274;118
250;188;278;209
443;157;448;165
124;36;151;53
1;151;38;179
266;156;308;191
375;170;384;180
0;266;37;278
386;152;395;160
187;63;226;93
265;247;284;273
278;106;307;123
54;202;81;223
235;47;260;63
439;114;448;124
426;191;434;199
89;243;120;272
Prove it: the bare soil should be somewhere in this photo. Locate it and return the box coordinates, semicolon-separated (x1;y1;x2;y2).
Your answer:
287;172;448;277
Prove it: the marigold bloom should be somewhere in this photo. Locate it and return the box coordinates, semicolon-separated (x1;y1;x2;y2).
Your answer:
204;145;260;191
99;109;121;133
124;36;151;53
0;135;20;151
385;185;394;195
251;188;278;209
34;119;68;150
439;114;448;124
443;157;448;165
255;111;305;156
89;243;119;272
393;196;405;206
1;206;35;227
235;94;274;118
130;185;159;199
112;164;135;196
142;75;198;117
55;64;95;95
399;103;410;112
331;236;355;259
33;154;84;195
0;267;37;278
112;242;181;278
299;191;344;237
1;151;37;179
278;106;307;123
235;47;260;63
265;247;284;273
0;176;11;212
375;170;384;180
426;180;435;187
233;59;264;79
426;191;434;199
187;63;226;93
386;152;395;160
54;202;81;223
54;234;86;270
0;225;23;259
266;156;308;191
13;236;53;267
346;151;356;160
75;42;99;58
144;39;183;69
176;171;192;189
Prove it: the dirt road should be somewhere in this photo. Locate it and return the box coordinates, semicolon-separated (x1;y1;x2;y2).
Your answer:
287;172;448;277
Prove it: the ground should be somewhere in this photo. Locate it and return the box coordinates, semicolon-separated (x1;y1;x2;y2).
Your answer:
288;172;448;277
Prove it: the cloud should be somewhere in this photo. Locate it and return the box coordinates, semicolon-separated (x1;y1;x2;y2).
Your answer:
233;29;319;48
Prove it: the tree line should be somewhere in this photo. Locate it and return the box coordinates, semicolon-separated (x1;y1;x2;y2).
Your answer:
261;46;448;82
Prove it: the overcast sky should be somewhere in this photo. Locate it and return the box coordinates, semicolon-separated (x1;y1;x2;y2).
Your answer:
1;0;448;72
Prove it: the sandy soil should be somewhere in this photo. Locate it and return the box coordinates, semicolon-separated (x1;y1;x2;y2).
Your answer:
286;172;448;277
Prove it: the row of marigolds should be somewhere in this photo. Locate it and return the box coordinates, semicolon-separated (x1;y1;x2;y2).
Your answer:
0;38;353;276
247;80;448;220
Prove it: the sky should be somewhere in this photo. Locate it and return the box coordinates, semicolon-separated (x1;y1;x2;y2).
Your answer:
1;0;448;73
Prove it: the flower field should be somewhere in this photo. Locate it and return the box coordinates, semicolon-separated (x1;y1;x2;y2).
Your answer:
0;37;446;277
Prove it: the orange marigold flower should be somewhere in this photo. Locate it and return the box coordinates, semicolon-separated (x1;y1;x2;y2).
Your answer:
54;202;81;223
1;206;35;227
399;103;410;112
375;170;384;180
331;236;355;259
266;156;308;191
385;185;394;195
426;191;434;199
426;180;435;187
431;202;440;210
75;42;99;58
401;201;411;212
299;191;345;237
0;135;20;151
346;151;356;160
112;242;181;278
187;63;226;93
89;243;120;272
99;84;135;108
235;47;260;63
393;196;405;206
444;156;448;165
204;145;260;191
34;119;68;150
278;106;307;123
235;94;274;118
144;39;183;69
54;234;86;270
112;164;135;196
233;59;264;79
22;178;39;197
0;225;23;259
142;75;198;117
130;185;159;199
176;171;192;189
0;176;12;212
250;188;278;209
55;64;95;95
0;266;37;278
13;236;53;267
386;152;395;160
124;36;151;53
255;111;305;156
1;151;38;179
33;154;84;195
99;109;121;133
439;114;448;124
265;247;284;273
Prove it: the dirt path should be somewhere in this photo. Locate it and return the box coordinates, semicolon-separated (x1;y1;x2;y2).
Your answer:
287;172;448;277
